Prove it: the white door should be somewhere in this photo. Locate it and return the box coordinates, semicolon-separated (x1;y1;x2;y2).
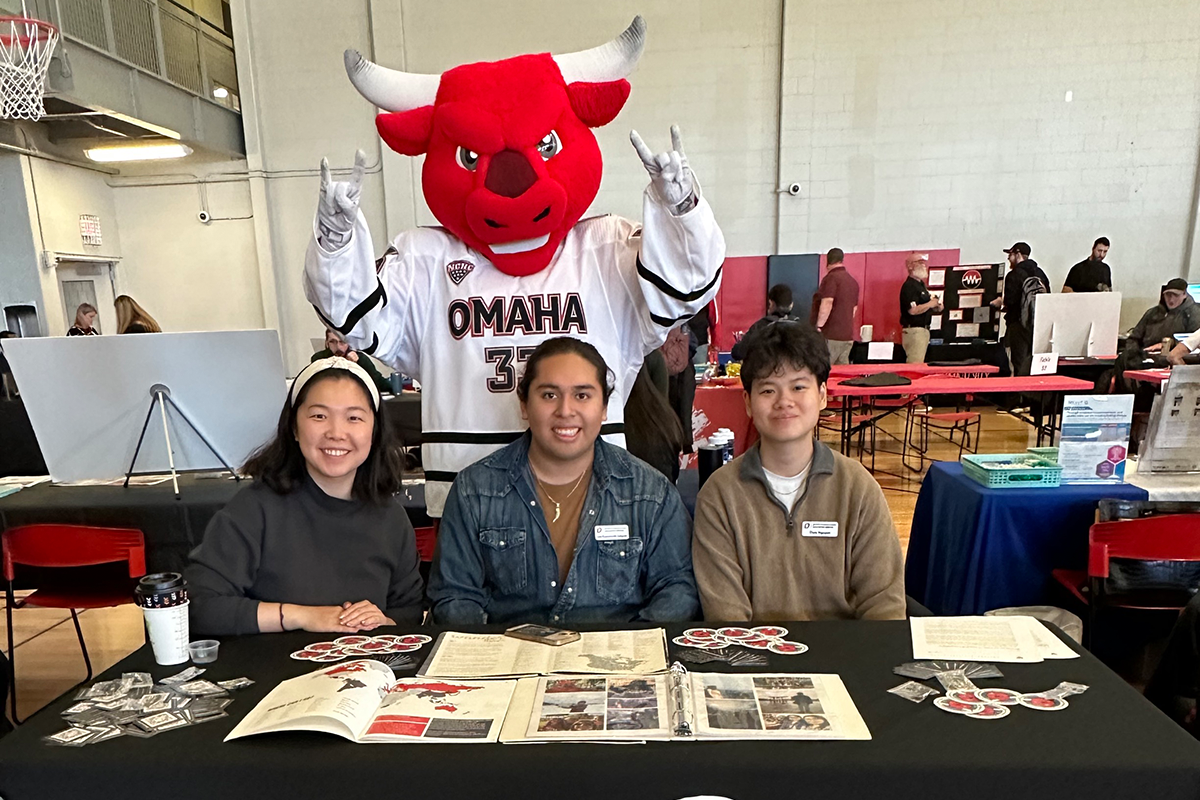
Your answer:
56;260;117;334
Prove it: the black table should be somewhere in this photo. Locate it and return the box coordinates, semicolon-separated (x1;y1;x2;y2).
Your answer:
0;477;430;574
2;621;1198;800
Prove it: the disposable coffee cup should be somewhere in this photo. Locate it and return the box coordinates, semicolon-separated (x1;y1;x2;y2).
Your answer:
861;324;874;342
136;573;190;666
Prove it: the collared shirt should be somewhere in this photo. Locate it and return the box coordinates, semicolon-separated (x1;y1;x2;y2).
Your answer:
899;277;933;329
428;433;700;625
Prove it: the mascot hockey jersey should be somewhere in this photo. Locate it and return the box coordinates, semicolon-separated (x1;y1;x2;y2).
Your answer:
304;17;725;514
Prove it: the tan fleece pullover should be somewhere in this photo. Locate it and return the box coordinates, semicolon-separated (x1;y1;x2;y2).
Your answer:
693;440;905;621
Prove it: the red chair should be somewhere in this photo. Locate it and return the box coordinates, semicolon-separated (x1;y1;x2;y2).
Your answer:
902;407;981;472
1051;514;1200;650
413;525;437;563
3;524;146;723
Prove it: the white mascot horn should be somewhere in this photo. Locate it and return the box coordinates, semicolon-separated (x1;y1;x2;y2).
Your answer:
343;15;646;113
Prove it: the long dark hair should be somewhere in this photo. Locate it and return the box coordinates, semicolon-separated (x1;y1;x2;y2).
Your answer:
242;370;403;504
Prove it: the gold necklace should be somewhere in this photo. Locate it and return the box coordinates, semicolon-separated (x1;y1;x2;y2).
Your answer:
534;468;588;523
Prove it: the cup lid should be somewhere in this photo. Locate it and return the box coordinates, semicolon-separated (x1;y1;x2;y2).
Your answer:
136;572;185;594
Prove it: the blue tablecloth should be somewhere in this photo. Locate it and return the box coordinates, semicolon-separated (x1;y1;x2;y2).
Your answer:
906;462;1148;615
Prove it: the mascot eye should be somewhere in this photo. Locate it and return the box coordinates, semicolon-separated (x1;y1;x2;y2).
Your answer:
456;147;480;171
536;131;562;160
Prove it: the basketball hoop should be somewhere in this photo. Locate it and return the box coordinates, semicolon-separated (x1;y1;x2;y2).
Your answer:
0;13;59;121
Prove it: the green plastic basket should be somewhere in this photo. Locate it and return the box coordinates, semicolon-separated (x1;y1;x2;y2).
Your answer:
962;453;1063;489
1026;447;1059;463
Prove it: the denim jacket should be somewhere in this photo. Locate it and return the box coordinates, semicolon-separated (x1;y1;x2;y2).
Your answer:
428;433;700;625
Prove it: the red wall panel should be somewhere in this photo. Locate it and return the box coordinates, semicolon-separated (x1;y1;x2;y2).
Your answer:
713;256;768;352
820;248;960;344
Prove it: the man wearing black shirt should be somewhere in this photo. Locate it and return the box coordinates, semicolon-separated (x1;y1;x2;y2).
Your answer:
1063;237;1112;293
898;252;942;363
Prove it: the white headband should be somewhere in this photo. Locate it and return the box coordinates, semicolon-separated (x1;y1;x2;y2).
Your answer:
289;356;381;411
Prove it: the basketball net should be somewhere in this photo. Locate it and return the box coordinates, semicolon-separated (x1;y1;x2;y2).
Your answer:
0;5;59;121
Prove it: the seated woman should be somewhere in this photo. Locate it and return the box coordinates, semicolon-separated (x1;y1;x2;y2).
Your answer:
186;356;423;636
114;295;162;334
67;303;99;336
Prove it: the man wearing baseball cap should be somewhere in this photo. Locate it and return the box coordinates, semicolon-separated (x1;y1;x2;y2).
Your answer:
990;242;1049;375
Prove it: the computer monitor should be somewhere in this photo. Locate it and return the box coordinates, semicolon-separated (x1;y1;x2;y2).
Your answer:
1032;292;1122;357
1188;283;1200;304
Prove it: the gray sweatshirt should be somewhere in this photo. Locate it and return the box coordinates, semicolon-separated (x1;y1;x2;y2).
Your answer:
185;474;424;635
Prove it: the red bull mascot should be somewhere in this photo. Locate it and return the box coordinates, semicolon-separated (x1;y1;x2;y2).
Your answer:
306;16;725;515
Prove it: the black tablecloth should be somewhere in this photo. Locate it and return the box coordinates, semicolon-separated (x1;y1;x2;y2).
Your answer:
382;393;421;447
1;621;1197;800
0;477;430;574
0;399;47;478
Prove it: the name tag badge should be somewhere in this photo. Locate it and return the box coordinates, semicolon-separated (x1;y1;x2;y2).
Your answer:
801;521;839;538
594;524;630;542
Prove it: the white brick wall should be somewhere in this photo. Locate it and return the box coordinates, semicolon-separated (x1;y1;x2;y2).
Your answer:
777;0;1200;323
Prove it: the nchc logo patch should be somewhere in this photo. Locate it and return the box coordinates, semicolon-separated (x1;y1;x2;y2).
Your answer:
446;260;475;285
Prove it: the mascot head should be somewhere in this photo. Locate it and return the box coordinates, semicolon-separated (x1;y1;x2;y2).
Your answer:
343;17;645;277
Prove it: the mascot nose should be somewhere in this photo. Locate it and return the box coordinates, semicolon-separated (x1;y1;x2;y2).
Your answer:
484;150;538;198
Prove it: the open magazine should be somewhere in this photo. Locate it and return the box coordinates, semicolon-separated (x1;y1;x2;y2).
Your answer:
419;629;669;678
225;660;516;744
498;666;870;742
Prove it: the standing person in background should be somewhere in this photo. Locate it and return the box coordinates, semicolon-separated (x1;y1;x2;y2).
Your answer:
898;253;942;364
731;284;797;362
1063;237;1112;293
312;327;392;395
67;303;99;336
815;248;859;365
114;295;162;334
989;242;1048;376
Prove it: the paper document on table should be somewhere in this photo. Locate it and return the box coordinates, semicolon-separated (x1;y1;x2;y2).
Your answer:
420;629;669;678
1021;617;1080;659
910;616;1043;663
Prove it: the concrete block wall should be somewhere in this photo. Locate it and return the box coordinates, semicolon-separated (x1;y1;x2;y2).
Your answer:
223;0;1200;370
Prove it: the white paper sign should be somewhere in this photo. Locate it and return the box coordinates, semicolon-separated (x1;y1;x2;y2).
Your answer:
867;342;893;361
1030;352;1058;375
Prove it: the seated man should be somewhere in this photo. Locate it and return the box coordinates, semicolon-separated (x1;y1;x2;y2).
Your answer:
731;283;796;361
1126;279;1200;354
692;320;905;621
313;327;392;394
427;337;699;625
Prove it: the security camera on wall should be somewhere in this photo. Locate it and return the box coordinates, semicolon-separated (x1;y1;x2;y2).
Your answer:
787;182;801;196
197;211;211;224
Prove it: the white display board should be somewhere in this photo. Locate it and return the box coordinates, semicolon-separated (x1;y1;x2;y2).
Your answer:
4;331;287;483
1031;293;1122;357
1058;394;1134;482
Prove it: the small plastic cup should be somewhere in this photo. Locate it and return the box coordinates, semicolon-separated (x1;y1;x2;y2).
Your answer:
188;639;220;664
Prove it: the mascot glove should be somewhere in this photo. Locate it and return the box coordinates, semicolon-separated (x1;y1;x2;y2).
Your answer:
317;149;368;248
631;125;697;214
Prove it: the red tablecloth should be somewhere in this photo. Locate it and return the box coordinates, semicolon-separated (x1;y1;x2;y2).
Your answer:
688;383;756;467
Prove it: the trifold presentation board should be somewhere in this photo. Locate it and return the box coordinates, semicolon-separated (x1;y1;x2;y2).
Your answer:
4;330;286;483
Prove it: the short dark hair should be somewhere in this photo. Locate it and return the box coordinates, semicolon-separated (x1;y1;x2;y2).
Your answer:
740;320;830;391
242;369;403;504
1094;237;1110;248
826;248;844;265
517;337;614;405
767;284;793;309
